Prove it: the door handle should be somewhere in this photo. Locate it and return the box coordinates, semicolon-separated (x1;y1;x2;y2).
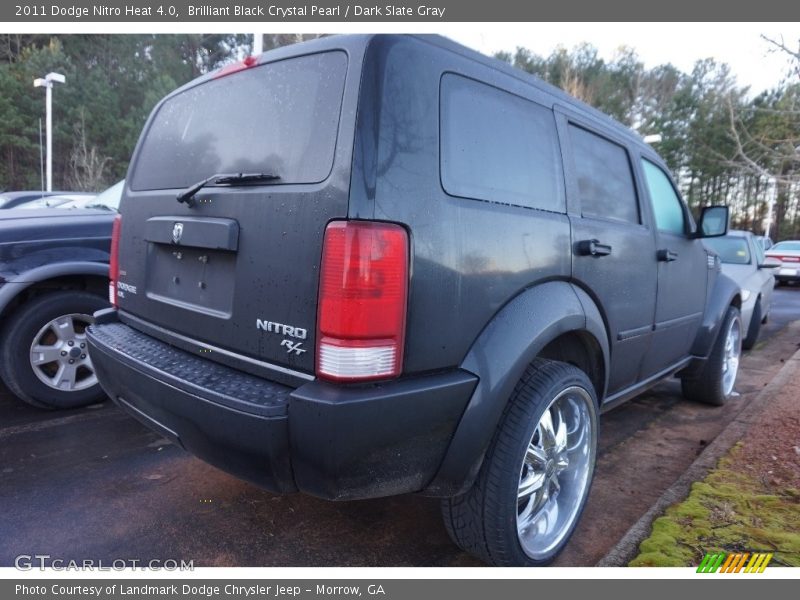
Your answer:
577;239;612;257
657;249;679;262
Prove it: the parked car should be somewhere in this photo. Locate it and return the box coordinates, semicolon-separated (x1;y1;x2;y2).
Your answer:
0;181;122;409
0;190;92;209
765;240;800;285
15;192;96;210
86;35;742;567
703;230;779;349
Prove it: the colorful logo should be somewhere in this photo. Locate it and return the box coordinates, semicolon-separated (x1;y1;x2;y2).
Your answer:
697;552;773;573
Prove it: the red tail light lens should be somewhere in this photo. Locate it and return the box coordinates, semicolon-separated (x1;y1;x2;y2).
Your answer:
317;221;409;381
109;214;122;305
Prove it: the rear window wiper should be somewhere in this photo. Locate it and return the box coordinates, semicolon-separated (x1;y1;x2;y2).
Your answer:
176;172;281;206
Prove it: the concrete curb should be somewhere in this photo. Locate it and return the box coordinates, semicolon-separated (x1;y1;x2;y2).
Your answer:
596;346;800;567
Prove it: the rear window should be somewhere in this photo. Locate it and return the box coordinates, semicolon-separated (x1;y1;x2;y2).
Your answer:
704;237;751;265
130;51;347;191
440;73;565;212
771;241;800;252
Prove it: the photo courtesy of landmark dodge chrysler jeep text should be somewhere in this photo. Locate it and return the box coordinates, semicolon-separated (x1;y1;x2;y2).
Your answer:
86;35;742;566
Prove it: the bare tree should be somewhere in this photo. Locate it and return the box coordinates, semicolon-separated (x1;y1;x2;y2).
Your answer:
722;36;800;237
67;109;111;192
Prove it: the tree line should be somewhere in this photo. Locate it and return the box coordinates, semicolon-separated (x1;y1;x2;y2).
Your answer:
496;39;800;239
1;34;797;239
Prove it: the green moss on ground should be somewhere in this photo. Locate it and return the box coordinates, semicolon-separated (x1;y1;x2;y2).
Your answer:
629;452;800;567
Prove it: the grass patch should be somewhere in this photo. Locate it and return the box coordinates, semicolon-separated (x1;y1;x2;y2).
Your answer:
629;451;800;567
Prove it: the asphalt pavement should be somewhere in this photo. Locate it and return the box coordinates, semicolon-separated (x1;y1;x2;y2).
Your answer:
2;286;799;567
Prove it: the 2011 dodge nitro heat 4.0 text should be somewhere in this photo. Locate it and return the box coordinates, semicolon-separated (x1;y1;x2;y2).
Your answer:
87;34;742;567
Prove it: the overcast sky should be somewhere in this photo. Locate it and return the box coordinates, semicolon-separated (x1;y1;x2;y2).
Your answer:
446;23;799;95
12;21;799;94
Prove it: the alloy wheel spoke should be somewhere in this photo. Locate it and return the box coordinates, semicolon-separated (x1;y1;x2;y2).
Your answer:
555;453;570;470
549;473;561;496
517;495;537;527
52;316;76;342
539;409;557;448
525;444;548;466
518;469;546;499
53;363;78;390
30;345;63;366
554;407;568;453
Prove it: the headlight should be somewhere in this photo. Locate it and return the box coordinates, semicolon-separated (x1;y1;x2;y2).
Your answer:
741;289;752;302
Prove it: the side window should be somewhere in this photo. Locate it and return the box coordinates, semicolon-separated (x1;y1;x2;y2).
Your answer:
753;238;766;265
568;124;639;224
641;160;687;235
440;73;565;212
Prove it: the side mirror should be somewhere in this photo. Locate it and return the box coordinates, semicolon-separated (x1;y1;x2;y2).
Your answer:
760;257;782;269
696;205;729;238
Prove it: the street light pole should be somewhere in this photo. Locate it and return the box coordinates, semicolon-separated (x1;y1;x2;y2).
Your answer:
33;72;65;192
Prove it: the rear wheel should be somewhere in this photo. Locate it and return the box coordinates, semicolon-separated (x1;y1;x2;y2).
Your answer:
681;306;741;406
742;300;762;350
0;291;109;409
442;359;598;566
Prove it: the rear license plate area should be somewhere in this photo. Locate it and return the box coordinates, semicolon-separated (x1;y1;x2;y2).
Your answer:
145;244;236;318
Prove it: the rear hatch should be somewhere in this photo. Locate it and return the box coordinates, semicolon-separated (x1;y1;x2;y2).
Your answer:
115;49;353;380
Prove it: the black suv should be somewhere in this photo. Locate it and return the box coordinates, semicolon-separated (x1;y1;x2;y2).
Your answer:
87;35;742;566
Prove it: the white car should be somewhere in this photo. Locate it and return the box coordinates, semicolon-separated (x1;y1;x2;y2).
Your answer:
704;230;779;349
766;239;800;286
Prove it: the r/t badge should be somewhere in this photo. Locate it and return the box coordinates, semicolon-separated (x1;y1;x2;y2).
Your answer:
281;339;306;355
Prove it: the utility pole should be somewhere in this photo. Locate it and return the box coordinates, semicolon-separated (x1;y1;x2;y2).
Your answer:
38;118;44;193
33;72;65;192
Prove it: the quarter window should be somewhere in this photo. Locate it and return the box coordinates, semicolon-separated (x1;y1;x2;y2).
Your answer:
641;160;687;235
440;73;565;212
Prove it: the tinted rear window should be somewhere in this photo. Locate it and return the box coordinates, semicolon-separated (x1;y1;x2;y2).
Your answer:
130;51;347;191
440;73;564;212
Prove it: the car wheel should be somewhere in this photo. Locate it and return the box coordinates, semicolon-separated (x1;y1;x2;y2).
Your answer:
441;358;598;566
742;300;762;351
681;305;742;406
0;291;109;409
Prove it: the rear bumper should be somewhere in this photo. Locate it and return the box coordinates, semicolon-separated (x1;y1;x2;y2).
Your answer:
774;265;800;281
86;310;477;500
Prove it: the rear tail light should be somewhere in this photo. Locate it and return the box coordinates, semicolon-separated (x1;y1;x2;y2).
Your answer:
773;255;799;263
109;214;122;305
317;221;409;381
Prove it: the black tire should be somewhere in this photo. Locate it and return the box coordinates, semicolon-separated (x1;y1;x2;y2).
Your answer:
441;358;599;566
680;306;742;406
742;300;762;351
0;291;109;409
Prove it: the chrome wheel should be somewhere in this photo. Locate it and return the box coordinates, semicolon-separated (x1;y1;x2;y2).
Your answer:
517;386;596;560
29;313;96;392
721;314;741;396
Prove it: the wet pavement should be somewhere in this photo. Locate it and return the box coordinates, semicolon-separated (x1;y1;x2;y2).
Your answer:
2;287;800;567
